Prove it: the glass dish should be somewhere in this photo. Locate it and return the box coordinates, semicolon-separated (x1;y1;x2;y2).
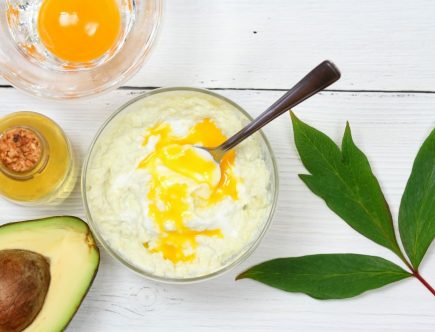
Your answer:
81;87;279;283
0;0;162;99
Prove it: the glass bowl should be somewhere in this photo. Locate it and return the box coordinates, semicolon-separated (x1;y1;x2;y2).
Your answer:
0;0;162;99
82;87;279;283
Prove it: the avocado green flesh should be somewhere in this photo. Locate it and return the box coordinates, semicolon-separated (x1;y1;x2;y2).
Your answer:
0;216;100;332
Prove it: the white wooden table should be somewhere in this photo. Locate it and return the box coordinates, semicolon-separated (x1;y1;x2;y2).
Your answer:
1;1;434;331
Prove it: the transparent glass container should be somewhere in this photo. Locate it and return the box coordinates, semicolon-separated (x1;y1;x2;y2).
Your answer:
0;112;76;205
82;87;279;283
0;0;162;99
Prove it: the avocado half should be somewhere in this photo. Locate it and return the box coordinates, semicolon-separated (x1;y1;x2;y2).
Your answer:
0;216;100;332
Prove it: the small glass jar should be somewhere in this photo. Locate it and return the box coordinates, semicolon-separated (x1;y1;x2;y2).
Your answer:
0;112;76;205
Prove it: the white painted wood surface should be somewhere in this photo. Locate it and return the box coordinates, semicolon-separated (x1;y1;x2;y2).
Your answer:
0;88;434;331
3;0;435;90
1;0;435;331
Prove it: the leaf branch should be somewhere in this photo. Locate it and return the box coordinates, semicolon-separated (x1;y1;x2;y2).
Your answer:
237;116;435;299
412;271;435;296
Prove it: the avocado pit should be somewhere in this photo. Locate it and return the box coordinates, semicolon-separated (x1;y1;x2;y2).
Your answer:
0;249;50;332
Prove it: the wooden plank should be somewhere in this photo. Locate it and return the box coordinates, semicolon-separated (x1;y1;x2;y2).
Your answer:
2;0;435;90
0;87;434;331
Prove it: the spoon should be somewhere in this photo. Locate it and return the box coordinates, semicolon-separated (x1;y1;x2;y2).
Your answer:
198;60;341;163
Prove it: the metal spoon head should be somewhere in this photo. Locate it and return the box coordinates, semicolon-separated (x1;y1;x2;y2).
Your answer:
195;145;226;164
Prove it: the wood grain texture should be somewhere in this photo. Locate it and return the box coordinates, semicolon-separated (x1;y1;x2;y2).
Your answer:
0;88;434;331
3;0;435;91
1;1;435;330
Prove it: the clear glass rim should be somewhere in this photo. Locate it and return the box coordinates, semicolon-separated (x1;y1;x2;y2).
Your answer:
81;87;279;283
0;0;163;100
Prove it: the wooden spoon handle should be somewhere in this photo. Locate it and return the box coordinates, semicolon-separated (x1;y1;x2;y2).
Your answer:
219;60;341;152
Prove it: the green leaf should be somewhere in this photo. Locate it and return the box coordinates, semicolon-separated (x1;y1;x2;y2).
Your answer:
399;128;435;269
236;254;411;299
291;113;402;257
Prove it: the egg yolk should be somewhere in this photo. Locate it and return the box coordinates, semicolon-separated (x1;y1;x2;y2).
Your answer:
156;144;221;187
37;0;121;63
139;119;239;263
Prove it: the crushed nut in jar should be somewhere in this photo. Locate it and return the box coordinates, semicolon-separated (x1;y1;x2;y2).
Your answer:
0;127;42;173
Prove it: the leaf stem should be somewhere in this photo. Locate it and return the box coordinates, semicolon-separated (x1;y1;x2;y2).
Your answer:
412;270;435;296
395;249;435;296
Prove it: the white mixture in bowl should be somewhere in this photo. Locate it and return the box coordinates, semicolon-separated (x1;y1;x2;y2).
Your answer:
85;89;275;279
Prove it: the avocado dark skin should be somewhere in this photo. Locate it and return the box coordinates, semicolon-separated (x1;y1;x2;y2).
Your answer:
0;250;50;332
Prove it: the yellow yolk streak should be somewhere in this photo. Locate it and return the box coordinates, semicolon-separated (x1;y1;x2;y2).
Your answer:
138;119;239;263
160;144;220;185
7;5;19;28
37;0;121;63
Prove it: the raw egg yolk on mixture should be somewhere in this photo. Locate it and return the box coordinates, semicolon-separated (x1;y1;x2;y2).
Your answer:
139;119;239;263
37;0;121;63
